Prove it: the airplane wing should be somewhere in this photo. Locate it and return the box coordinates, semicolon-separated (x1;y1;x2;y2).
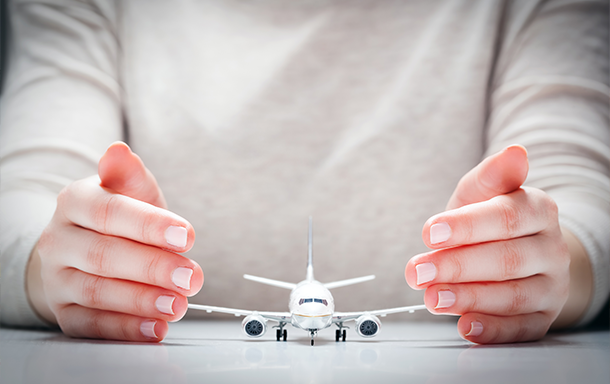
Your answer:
332;304;427;322
187;303;292;323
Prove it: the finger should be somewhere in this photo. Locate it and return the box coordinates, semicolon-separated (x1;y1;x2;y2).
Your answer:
446;145;528;210
57;177;195;252
51;225;203;295
56;304;168;342
423;187;559;248
423;275;566;317
99;142;167;208
405;234;568;288
51;268;189;321
457;312;552;344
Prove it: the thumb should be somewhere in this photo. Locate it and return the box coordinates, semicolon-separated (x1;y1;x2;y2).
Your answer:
446;144;529;210
98;141;167;208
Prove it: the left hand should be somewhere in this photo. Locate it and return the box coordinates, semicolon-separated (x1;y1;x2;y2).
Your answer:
405;145;570;344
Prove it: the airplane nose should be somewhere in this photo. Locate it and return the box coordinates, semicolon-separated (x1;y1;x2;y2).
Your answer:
293;314;332;330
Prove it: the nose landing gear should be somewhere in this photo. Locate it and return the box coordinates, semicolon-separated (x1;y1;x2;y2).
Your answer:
309;330;317;346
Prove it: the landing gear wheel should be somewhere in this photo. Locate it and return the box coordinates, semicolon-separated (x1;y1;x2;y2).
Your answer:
311;339;314;346
283;329;287;341
335;330;341;342
342;329;346;342
276;329;281;341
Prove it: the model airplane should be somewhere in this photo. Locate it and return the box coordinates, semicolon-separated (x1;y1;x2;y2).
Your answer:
188;218;427;345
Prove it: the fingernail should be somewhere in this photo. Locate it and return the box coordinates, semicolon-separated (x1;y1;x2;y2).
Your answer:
466;321;484;337
140;320;158;339
435;290;456;309
430;222;451;244
172;267;193;290
505;144;527;155
155;295;176;315
165;226;187;248
415;262;437;285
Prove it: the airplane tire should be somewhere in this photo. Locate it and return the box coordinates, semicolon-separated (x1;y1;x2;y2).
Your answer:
335;330;340;342
342;329;346;342
276;329;281;341
283;329;287;341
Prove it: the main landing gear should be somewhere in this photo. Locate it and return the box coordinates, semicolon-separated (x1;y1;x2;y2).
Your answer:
335;322;348;342
335;329;346;342
275;322;288;341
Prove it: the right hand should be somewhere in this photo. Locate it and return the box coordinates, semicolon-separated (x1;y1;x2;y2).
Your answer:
28;142;203;342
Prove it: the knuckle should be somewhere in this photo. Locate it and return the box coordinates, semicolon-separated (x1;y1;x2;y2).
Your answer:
144;252;163;286
87;311;105;339
467;285;481;312
498;201;521;238
138;206;159;245
92;194;120;234
457;211;475;244
117;318;130;340
448;252;464;282
131;285;149;315
500;241;524;280
86;236;114;276
85;313;104;339
507;281;529;314
81;275;106;308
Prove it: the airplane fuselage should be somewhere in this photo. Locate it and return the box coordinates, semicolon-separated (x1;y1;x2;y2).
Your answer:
289;280;335;331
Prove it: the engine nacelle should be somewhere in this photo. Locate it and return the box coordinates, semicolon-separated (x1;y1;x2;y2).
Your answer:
356;315;381;338
242;314;267;338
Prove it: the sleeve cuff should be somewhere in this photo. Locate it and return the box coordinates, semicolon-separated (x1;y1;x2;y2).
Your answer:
559;215;610;327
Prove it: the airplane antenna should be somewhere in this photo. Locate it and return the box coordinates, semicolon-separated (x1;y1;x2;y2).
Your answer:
306;216;314;281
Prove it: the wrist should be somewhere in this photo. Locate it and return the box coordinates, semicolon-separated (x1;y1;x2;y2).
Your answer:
26;244;58;325
551;227;593;329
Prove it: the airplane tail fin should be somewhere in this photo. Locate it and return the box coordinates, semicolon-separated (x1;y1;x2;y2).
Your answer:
306;216;314;282
241;217;314;290
243;274;297;290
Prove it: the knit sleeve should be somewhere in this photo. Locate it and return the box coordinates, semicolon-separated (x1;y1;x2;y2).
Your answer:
485;0;610;326
0;0;123;327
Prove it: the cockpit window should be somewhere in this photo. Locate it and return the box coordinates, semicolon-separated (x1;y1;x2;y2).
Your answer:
298;298;328;306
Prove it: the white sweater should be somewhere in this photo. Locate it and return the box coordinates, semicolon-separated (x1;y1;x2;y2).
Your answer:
1;0;608;327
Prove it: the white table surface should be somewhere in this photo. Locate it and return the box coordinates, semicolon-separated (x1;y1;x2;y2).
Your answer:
2;319;608;384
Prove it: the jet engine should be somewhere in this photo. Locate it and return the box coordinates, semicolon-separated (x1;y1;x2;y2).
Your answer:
242;314;267;338
356;315;381;338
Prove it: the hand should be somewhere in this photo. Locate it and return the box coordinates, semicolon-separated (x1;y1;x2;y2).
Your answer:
28;142;204;342
405;145;570;344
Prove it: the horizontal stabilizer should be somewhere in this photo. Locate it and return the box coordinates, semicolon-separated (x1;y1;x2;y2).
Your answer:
324;275;375;289
243;274;297;290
